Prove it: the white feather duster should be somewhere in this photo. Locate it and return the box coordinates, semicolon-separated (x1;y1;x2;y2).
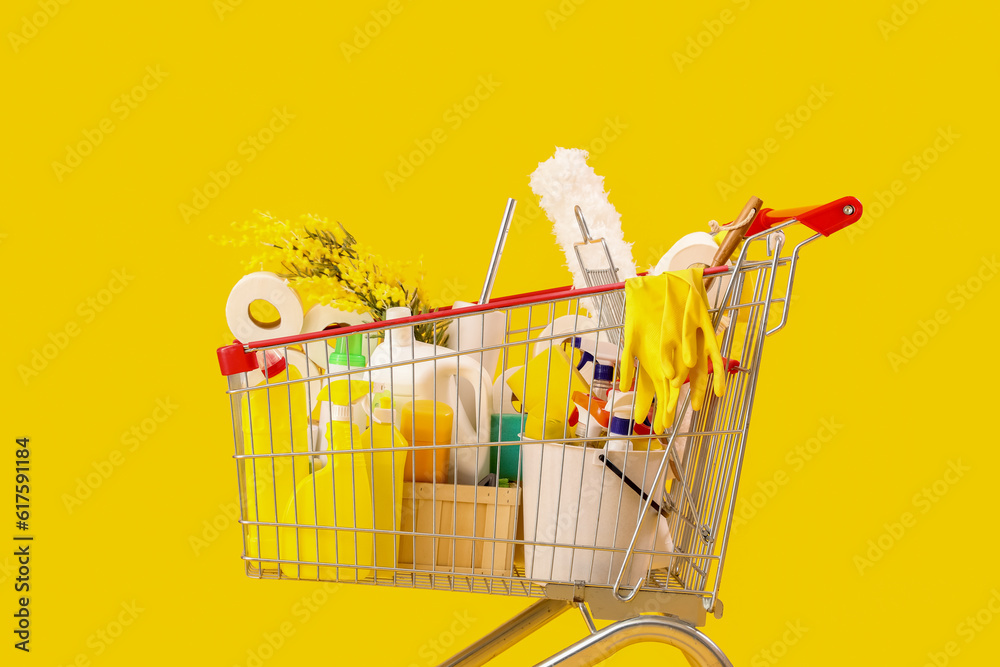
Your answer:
529;147;637;288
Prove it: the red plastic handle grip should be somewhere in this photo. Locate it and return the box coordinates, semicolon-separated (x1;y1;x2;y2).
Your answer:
747;196;862;237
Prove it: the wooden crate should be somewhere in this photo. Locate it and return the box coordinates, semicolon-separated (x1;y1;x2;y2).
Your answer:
399;482;518;576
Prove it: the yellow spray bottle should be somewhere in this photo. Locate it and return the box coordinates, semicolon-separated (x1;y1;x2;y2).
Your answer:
280;379;374;581
242;351;310;570
366;394;409;576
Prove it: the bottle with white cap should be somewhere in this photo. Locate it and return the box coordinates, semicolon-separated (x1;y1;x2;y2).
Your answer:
603;389;640;452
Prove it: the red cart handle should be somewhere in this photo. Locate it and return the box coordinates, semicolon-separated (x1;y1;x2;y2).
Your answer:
747;196;862;237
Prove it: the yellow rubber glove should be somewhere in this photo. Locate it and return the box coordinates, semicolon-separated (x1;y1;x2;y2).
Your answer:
666;268;726;414
620;275;676;434
620;269;727;434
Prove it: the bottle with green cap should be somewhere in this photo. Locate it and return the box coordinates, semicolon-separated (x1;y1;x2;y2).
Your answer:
315;333;369;445
329;332;367;373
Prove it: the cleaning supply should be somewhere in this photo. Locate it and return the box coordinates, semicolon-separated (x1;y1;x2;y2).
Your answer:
314;335;370;455
619;268;726;434
605;390;637;452
400;400;454;484
365;395;409;575
572;391;609;446
507;346;590;441
242;350;311;568
590;362;615;401
529;147;637;291
370;307;493;484
280;379;374;581
489;367;526;480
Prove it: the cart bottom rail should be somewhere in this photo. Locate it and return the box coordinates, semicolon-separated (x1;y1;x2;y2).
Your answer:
437;599;732;667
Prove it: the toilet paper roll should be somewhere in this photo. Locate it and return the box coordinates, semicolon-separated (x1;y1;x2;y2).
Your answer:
300;304;373;370
651;232;733;310
226;272;304;343
444;301;507;381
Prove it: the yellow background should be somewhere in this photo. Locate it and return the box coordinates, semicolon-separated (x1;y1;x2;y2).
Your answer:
3;0;998;665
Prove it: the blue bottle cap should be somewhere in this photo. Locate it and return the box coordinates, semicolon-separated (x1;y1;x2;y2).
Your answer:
609;415;632;436
594;362;615;382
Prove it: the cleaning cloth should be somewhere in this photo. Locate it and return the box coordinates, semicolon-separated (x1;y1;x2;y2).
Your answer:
619;268;726;433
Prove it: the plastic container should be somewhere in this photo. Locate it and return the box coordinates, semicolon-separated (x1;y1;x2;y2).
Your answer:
400;400;453;484
242;351;311;568
366;396;409;575
489;413;527;481
590;362;615;401
519;436;673;587
279;379;374;581
507;347;589;440
370;307;492;484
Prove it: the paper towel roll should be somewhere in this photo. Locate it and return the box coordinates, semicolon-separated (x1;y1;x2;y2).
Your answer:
445;301;507;381
300;304;373;370
651;232;732;310
226;272;304;343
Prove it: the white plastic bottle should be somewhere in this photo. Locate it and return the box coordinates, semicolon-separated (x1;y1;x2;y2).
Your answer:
370;307;493;484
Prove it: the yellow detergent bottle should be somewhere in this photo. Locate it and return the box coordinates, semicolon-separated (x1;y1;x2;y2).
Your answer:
242;351;311;571
280;379;374;581
508;347;590;440
366;395;409;577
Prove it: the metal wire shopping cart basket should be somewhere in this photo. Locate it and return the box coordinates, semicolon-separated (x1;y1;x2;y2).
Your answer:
215;196;862;666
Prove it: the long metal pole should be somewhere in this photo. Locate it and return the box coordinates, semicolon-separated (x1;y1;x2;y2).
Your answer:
479;198;516;305
437;599;571;667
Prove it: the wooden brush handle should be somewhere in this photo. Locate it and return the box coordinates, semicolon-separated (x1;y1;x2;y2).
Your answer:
704;196;762;290
711;196;762;266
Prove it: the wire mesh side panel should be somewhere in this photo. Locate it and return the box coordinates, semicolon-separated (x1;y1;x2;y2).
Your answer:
223;250;789;606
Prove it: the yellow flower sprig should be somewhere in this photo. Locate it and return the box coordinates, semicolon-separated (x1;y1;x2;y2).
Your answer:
215;211;448;344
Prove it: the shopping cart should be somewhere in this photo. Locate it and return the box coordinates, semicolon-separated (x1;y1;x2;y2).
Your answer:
215;196;862;666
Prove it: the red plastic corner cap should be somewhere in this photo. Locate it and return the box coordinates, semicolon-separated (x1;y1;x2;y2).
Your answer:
217;341;258;376
260;350;287;379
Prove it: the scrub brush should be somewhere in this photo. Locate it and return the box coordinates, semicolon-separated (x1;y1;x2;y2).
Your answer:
529;147;637;289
